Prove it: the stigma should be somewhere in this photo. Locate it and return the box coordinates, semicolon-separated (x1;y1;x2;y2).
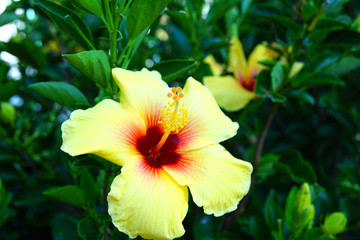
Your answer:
159;87;188;134
148;87;188;158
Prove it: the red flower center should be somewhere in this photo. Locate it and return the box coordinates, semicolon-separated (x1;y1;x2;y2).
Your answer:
136;126;181;168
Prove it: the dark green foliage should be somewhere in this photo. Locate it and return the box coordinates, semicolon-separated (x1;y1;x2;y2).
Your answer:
1;0;359;239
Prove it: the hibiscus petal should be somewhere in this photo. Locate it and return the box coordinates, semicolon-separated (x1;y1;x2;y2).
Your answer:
247;43;277;77
112;68;169;128
174;77;238;151
61;99;146;166
203;75;255;112
108;156;188;240
163;144;252;217
229;37;247;79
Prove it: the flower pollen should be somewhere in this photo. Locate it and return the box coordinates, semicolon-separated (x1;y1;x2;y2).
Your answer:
148;88;188;158
159;87;188;134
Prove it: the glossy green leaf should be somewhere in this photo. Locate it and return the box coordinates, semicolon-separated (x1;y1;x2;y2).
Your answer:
73;0;103;18
0;12;18;27
44;185;86;207
63;50;112;93
79;169;97;205
35;0;94;50
126;0;171;39
151;59;197;82
28;82;90;108
271;61;283;91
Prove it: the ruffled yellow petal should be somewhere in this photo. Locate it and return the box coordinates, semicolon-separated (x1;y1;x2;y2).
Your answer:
247;43;278;77
203;75;255;112
204;54;224;76
176;77;239;151
164;144;252;216
61;99;146;166
229;37;247;79
112;68;169;128
108;156;188;240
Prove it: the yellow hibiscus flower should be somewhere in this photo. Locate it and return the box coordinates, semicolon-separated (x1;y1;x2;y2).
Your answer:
204;37;278;112
61;68;253;240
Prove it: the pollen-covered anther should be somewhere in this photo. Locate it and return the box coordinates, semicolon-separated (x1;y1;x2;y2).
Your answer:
158;88;188;133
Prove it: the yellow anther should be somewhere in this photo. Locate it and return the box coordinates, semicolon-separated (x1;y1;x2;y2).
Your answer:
167;93;173;97
158;89;188;134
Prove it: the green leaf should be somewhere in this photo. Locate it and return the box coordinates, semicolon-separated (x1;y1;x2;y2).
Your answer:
322;56;360;77
28;82;90;108
0;179;14;226
79;169;97;205
166;10;193;38
77;218;102;240
291;72;344;88
255;70;286;103
0;80;23;101
0;12;18;27
150;59;197;82
63;50;112;93
323;29;360;47
7;39;46;68
35;0;94;50
205;0;242;27
271;61;283;91
44;185;86;207
73;0;104;18
276;151;317;184
126;0;171;39
257;154;280;183
264;190;283;230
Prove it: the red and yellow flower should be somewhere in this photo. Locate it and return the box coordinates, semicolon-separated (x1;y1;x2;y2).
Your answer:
204;37;278;112
61;68;252;240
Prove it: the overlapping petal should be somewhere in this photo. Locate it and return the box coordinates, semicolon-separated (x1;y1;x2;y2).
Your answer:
112;68;169;127
247;43;278;77
203;75;255;112
176;77;239;151
163;144;252;216
108;156;188;240
229;37;247;79
61;99;146;166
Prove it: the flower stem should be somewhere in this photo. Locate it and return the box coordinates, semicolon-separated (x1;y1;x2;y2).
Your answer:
222;103;279;231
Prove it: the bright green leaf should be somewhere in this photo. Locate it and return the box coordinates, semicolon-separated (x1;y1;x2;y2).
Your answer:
44;185;86;207
0;12;18;27
28;82;90;108
126;0;171;39
35;0;94;50
63;50;112;93
271;61;283;91
73;0;103;18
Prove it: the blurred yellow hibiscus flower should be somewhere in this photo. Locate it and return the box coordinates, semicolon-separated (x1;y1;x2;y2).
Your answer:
204;37;278;112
